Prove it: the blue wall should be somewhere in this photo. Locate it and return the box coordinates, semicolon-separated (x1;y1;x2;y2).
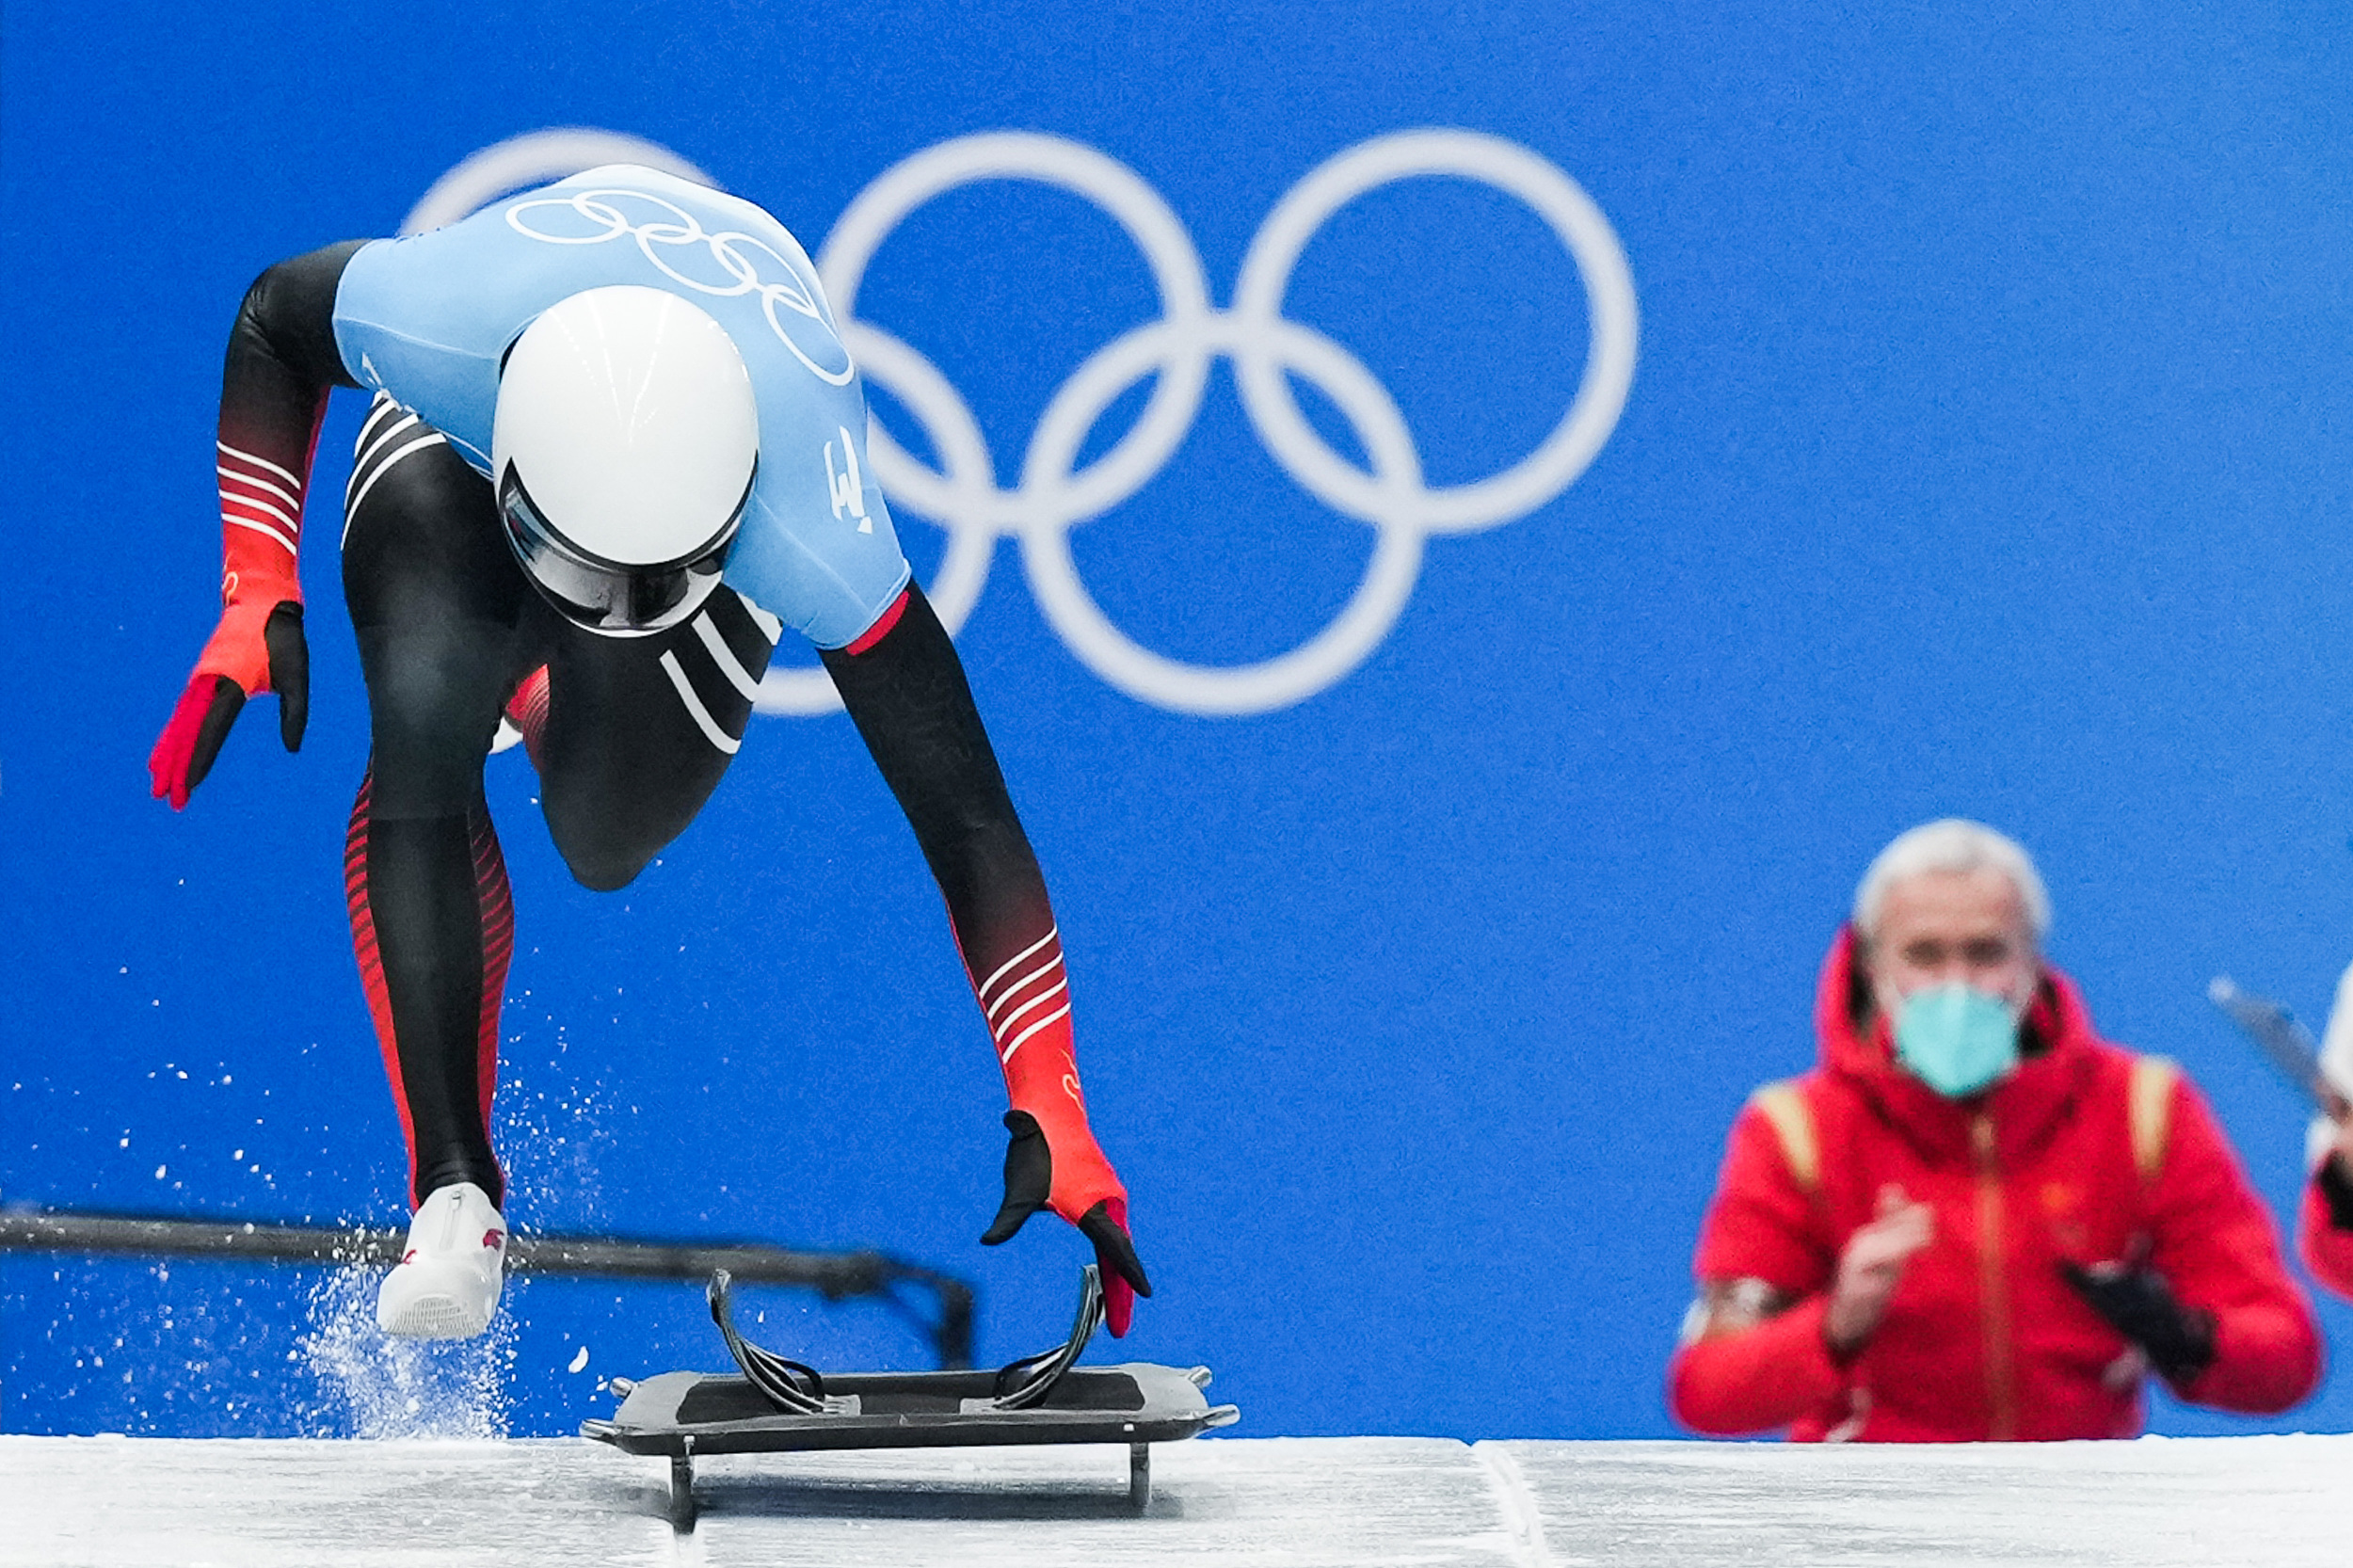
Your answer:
6;0;2353;1440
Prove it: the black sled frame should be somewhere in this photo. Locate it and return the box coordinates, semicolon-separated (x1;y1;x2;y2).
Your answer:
583;1266;1238;1525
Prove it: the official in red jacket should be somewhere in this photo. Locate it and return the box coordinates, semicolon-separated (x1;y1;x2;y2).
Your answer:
1670;819;2321;1441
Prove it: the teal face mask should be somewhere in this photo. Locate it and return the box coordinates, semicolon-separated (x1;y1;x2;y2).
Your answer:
1892;983;2021;1097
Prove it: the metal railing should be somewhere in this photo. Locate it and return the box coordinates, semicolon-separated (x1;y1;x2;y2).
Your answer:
0;1207;975;1368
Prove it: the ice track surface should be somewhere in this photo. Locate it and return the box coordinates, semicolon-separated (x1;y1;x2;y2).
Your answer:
5;1432;2349;1565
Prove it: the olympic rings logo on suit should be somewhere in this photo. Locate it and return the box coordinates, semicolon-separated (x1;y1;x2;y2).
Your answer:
504;186;855;388
407;126;1638;717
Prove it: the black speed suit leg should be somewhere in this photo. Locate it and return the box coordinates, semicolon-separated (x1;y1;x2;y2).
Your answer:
343;401;531;1210
340;397;777;1209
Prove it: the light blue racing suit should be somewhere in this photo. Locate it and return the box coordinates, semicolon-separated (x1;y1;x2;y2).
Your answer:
331;164;910;649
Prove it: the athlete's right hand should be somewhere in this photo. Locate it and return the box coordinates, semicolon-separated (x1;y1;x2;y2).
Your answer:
149;598;309;809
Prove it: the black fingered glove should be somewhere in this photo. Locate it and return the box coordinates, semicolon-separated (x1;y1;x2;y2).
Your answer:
262;601;311;747
979;1110;1057;1247
2061;1260;2217;1384
2317;1155;2353;1233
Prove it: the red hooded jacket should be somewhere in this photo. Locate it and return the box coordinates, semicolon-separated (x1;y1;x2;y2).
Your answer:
1668;929;2321;1441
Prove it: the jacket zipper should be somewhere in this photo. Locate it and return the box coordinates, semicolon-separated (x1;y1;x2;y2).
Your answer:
1973;1113;2019;1439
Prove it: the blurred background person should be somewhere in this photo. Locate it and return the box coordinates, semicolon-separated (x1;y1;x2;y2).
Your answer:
2297;964;2353;1299
1669;819;2320;1441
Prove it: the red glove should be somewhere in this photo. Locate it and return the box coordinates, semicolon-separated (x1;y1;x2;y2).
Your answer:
982;1108;1151;1336
149;561;309;809
971;924;1150;1334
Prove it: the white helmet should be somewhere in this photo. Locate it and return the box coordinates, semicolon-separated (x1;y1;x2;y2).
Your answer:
491;286;759;636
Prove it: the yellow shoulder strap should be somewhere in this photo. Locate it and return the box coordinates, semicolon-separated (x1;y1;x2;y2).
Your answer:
2128;1054;2179;1186
1749;1080;1819;1196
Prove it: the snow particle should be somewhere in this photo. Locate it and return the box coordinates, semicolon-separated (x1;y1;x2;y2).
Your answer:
568;1346;590;1374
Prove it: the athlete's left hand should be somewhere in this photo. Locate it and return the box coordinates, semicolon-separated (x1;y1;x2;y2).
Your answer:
982;1110;1152;1335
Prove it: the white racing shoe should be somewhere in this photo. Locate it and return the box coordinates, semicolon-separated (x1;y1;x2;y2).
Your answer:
376;1181;508;1338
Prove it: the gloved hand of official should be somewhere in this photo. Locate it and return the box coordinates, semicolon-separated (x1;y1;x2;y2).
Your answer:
2324;1101;2353;1231
2061;1259;2217;1384
981;1110;1152;1336
149;597;309;809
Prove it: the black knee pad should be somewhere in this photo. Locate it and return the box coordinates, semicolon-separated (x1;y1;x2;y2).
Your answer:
355;620;516;819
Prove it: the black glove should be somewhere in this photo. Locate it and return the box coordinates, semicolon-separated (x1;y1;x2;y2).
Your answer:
2061;1260;2217;1384
2318;1155;2353;1233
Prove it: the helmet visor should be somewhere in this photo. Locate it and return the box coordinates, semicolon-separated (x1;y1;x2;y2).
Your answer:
498;464;752;636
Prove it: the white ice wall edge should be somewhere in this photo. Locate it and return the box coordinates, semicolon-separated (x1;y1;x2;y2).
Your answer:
2;1432;2348;1567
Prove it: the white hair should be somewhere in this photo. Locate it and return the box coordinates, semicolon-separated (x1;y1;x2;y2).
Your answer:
1852;819;2051;944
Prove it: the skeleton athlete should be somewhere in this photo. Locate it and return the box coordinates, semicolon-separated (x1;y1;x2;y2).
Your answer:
148;166;1150;1338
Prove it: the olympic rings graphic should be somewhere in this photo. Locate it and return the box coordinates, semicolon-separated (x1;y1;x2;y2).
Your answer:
406;126;1638;716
